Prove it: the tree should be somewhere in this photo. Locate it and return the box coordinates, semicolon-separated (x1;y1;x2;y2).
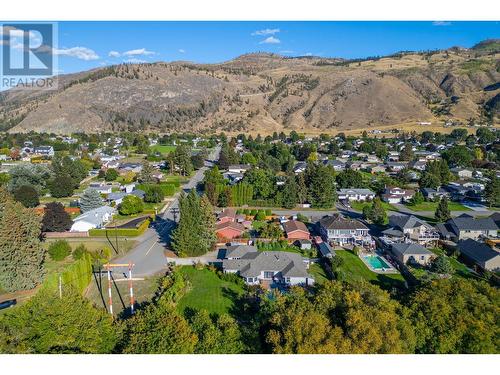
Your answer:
48;239;72;261
399;144;414;161
139;161;156;183
484;176;500;207
13;184;39;208
0;188;45;292
42;202;72;232
119;195;144;215
189;310;245;354
172;144;194;176
476;127;496;144
0;288;118;353
281;176;298;209
79;188;103;213
7;163;51;194
243;167;275;200
217;144;239;170
105;168;119;181
143;184;165;203
191;149;208;170
408;191;425;206
431;255;454;275
48;174;75;198
259;223;283;239
171;190;216;257
362;197;388;225
307;164;337;208
409;279;499;353
336;169;364;188
434;196;451;222
442;145;473;167
217;186;233;207
450;128;468;142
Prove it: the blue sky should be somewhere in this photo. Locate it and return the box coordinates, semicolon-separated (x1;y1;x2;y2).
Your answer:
5;21;500;76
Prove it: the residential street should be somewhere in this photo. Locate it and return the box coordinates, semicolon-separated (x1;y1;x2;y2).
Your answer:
113;146;221;277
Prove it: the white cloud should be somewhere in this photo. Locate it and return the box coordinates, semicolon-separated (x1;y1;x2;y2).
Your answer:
304;52;313;56
252;28;280;36
433;21;451;26
123;58;146;64
178;49;186;53
108;50;121;57
122;48;155;56
259;36;281;44
54;47;99;61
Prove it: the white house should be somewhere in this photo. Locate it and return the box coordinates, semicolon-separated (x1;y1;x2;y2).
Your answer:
70;206;116;232
337;188;376;202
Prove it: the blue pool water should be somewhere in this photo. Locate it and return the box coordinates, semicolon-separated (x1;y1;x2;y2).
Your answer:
364;255;391;270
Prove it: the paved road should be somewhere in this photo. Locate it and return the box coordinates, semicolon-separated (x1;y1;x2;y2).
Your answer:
114;146;221;277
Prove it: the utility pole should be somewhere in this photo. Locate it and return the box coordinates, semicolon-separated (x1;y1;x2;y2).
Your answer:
106;265;113;316
128;263;134;315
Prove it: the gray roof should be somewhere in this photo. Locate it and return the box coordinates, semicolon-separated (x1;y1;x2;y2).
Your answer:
73;206;115;226
222;246;311;278
319;214;368;230
391;243;434;256
389;215;431;231
457;239;499;264
107;192;126;201
382;228;405;237
338;188;375;195
225;245;258;259
450;216;498;231
317;242;334;257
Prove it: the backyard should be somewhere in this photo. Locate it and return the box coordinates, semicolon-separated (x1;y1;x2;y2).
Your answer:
350;200;396;212
405;201;471;212
308;262;332;284
334;249;407;291
176;266;245;316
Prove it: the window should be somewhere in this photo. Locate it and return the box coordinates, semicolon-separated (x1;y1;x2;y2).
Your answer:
263;271;274;279
285;277;291;283
420;256;425;260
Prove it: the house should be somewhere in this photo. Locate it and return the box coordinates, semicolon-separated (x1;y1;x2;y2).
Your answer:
382;215;439;246
282;220;310;240
421;187;450;200
314;237;334;258
34;146;55;157
107;192;127;205
385;162;407;172
323;159;346;171
70;206;116;232
318;214;373;247
119;162;143;174
457;239;500;272
88;183;113;195
451;167;473;179
215;221;246;240
436;214;498;242
222;245;314;286
369;165;387;174
390;243;435;266
217;208;237;224
227;164;251;174
381;186;415;204
293;161;307;174
409;160;427;171
223;171;244;185
337;188;376;202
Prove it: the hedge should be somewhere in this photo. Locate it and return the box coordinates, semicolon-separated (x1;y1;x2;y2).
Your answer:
42;252;93;294
89;217;151;237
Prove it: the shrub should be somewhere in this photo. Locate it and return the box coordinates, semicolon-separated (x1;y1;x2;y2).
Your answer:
250;209;258;216
13;185;39;208
105;168;119;181
72;244;88;260
265;209;272;216
119;195;144;215
143;184;165;203
255;210;266;220
48;240;72;261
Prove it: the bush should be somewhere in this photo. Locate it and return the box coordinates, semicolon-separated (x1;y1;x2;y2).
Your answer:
243;209;250;215
265;209;272;216
143;184;165;203
119;195;144;215
48;240;72;261
105;168;119;181
72;244;88;260
250;209;258;216
255;210;266;220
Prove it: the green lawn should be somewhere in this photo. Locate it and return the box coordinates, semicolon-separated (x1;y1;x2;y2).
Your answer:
350;201;396;212
430;247;476;280
251;220;267;230
309;263;331;284
405;201;471;212
335;250;407;291
177;267;245;316
150;145;177;154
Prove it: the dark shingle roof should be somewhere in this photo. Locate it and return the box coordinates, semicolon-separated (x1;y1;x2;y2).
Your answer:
457;239;499;264
389;215;429;230
283;220;309;234
391;243;433;256
319;214;368;230
450;217;498;231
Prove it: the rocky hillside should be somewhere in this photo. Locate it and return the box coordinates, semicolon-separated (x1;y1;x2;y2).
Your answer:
1;39;499;134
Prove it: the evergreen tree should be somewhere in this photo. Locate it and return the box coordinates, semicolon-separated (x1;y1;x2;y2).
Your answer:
307;164;337;208
363;197;388;225
399;144;414;161
48;173;75;198
0;189;45;292
199;195;217;252
296;173;308;204
435;196;451;222
484;176;500;207
42;202;73;232
139;161;156;183
79;188;103;212
281;176;298;209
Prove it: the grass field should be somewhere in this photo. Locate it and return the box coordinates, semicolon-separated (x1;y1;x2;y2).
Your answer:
350;201;397;212
405;201;471;212
335;250;407;291
150;145;177;154
308;263;331;284
177;267;245;316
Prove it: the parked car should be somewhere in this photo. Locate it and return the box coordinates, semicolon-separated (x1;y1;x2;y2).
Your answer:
0;299;17;310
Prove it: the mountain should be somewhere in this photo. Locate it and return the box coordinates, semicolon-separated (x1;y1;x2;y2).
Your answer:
1;41;499;135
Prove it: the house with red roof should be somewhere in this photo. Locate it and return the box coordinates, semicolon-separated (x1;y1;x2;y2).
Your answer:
282;220;310;240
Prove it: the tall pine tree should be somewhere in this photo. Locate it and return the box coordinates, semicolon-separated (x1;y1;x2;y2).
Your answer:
435;196;451;222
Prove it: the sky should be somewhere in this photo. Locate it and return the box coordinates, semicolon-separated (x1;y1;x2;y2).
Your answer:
2;21;499;77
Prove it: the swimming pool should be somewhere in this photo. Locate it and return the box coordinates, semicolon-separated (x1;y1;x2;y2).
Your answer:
363;255;391;270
